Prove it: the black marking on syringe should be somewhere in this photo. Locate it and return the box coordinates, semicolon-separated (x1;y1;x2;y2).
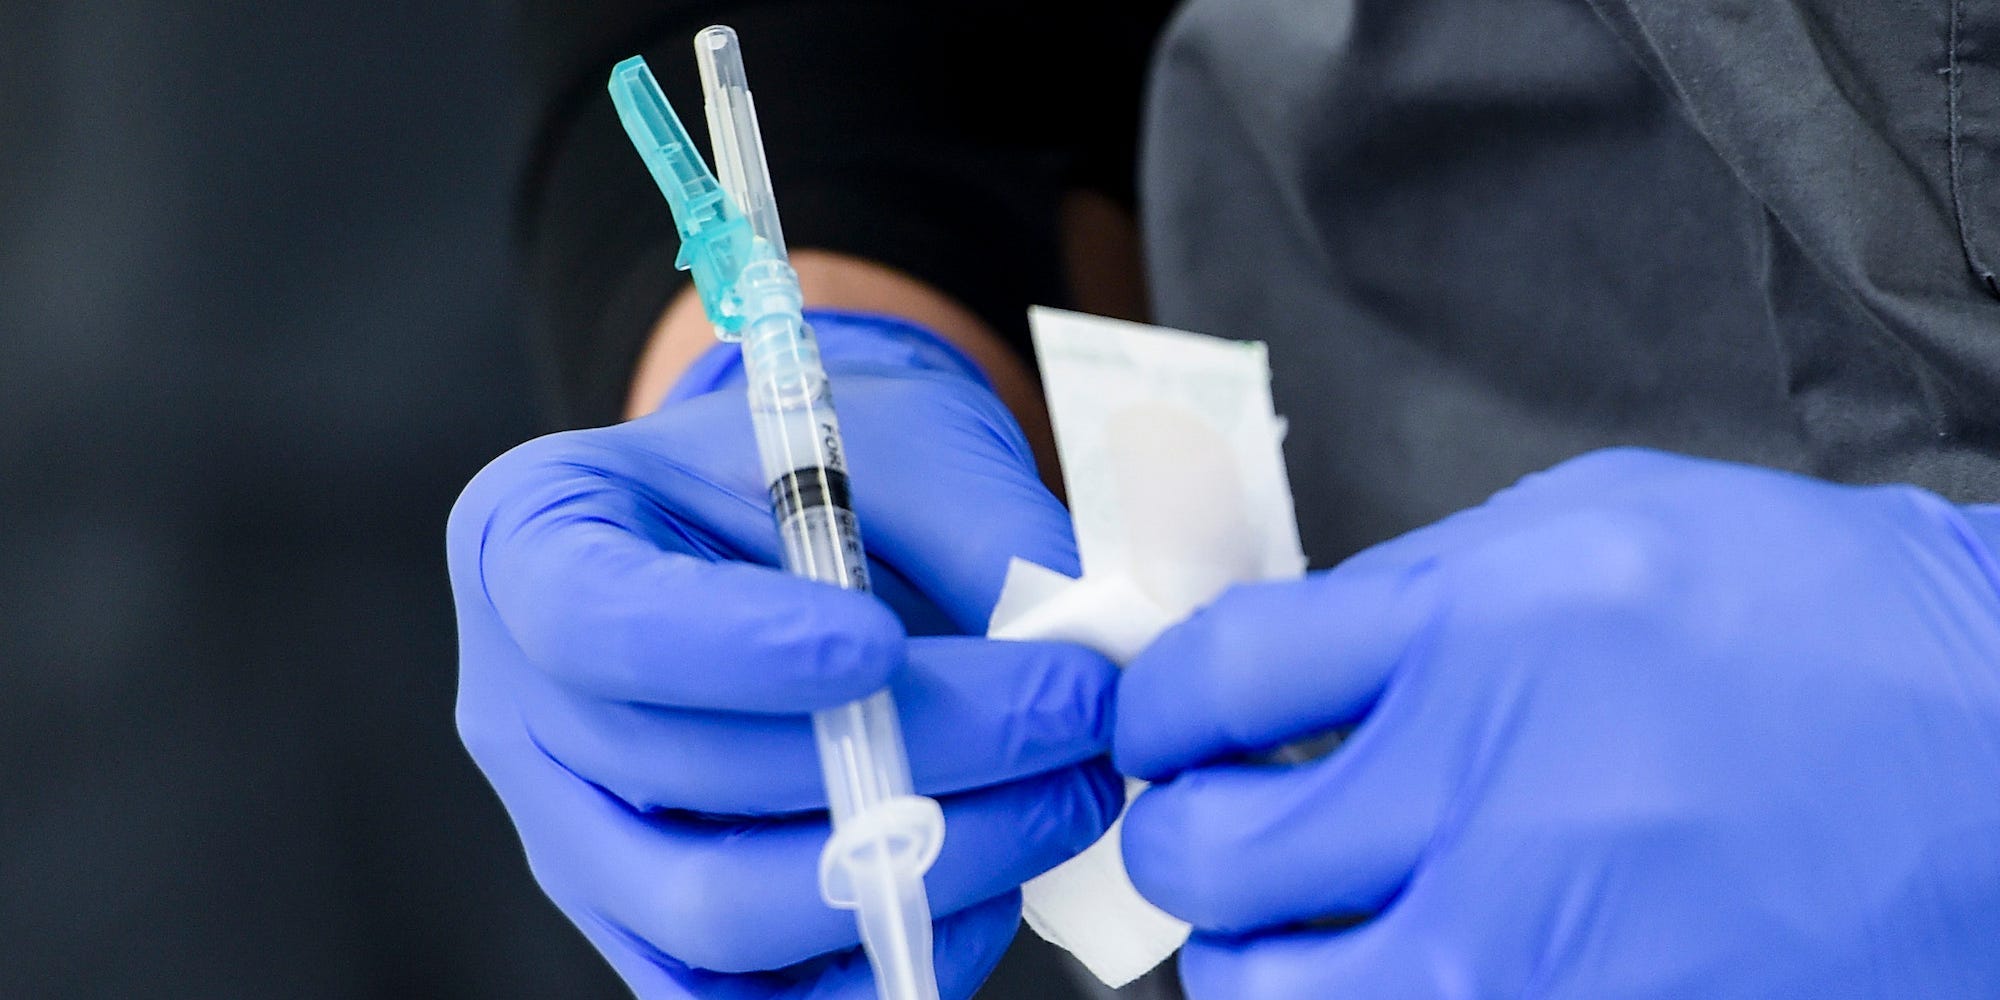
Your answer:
770;466;852;520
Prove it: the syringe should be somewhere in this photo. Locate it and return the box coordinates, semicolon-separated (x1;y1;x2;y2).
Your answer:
608;33;947;1000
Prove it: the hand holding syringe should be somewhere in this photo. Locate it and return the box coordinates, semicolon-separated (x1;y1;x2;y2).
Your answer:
610;29;946;1000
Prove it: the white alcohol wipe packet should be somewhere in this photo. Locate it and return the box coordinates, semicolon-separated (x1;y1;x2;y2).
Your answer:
987;307;1307;987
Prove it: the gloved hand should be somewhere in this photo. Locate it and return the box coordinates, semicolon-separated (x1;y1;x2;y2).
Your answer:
449;311;1121;998
1115;448;2000;998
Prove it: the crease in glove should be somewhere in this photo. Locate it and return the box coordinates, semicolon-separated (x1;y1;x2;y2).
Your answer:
986;308;1306;987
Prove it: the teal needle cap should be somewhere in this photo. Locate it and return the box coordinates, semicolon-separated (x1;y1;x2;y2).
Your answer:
607;55;754;336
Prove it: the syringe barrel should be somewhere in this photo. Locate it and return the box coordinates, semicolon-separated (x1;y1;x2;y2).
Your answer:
738;254;871;593
734;248;926;831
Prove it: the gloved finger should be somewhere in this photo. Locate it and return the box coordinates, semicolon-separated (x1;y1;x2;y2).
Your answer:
462;434;906;713
596;372;1072;635
1122;705;1452;935
1178;909;1452;1000
836;372;1080;632
583;890;1023;1000
521;636;1117;815
488;710;1121;976
600;763;1117;974
1114;554;1443;780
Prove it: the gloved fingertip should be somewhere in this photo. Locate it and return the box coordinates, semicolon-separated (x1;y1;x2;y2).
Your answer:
1115;563;1431;780
1006;639;1121;757
445;430;580;579
1109;710;1176;784
1119;779;1206;922
1112;608;1229;780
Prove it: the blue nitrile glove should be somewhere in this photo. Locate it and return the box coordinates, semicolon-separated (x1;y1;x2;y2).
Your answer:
1115;448;2000;999
449;310;1121;999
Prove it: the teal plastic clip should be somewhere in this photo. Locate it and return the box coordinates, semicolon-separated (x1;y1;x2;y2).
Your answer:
607;56;754;337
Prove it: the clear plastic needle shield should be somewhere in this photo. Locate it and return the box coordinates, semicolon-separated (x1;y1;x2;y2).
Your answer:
609;32;947;1000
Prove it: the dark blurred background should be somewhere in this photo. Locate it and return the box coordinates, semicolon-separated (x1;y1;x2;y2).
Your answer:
0;3;627;996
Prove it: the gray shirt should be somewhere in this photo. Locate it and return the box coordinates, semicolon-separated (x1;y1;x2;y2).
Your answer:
1145;0;2000;570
